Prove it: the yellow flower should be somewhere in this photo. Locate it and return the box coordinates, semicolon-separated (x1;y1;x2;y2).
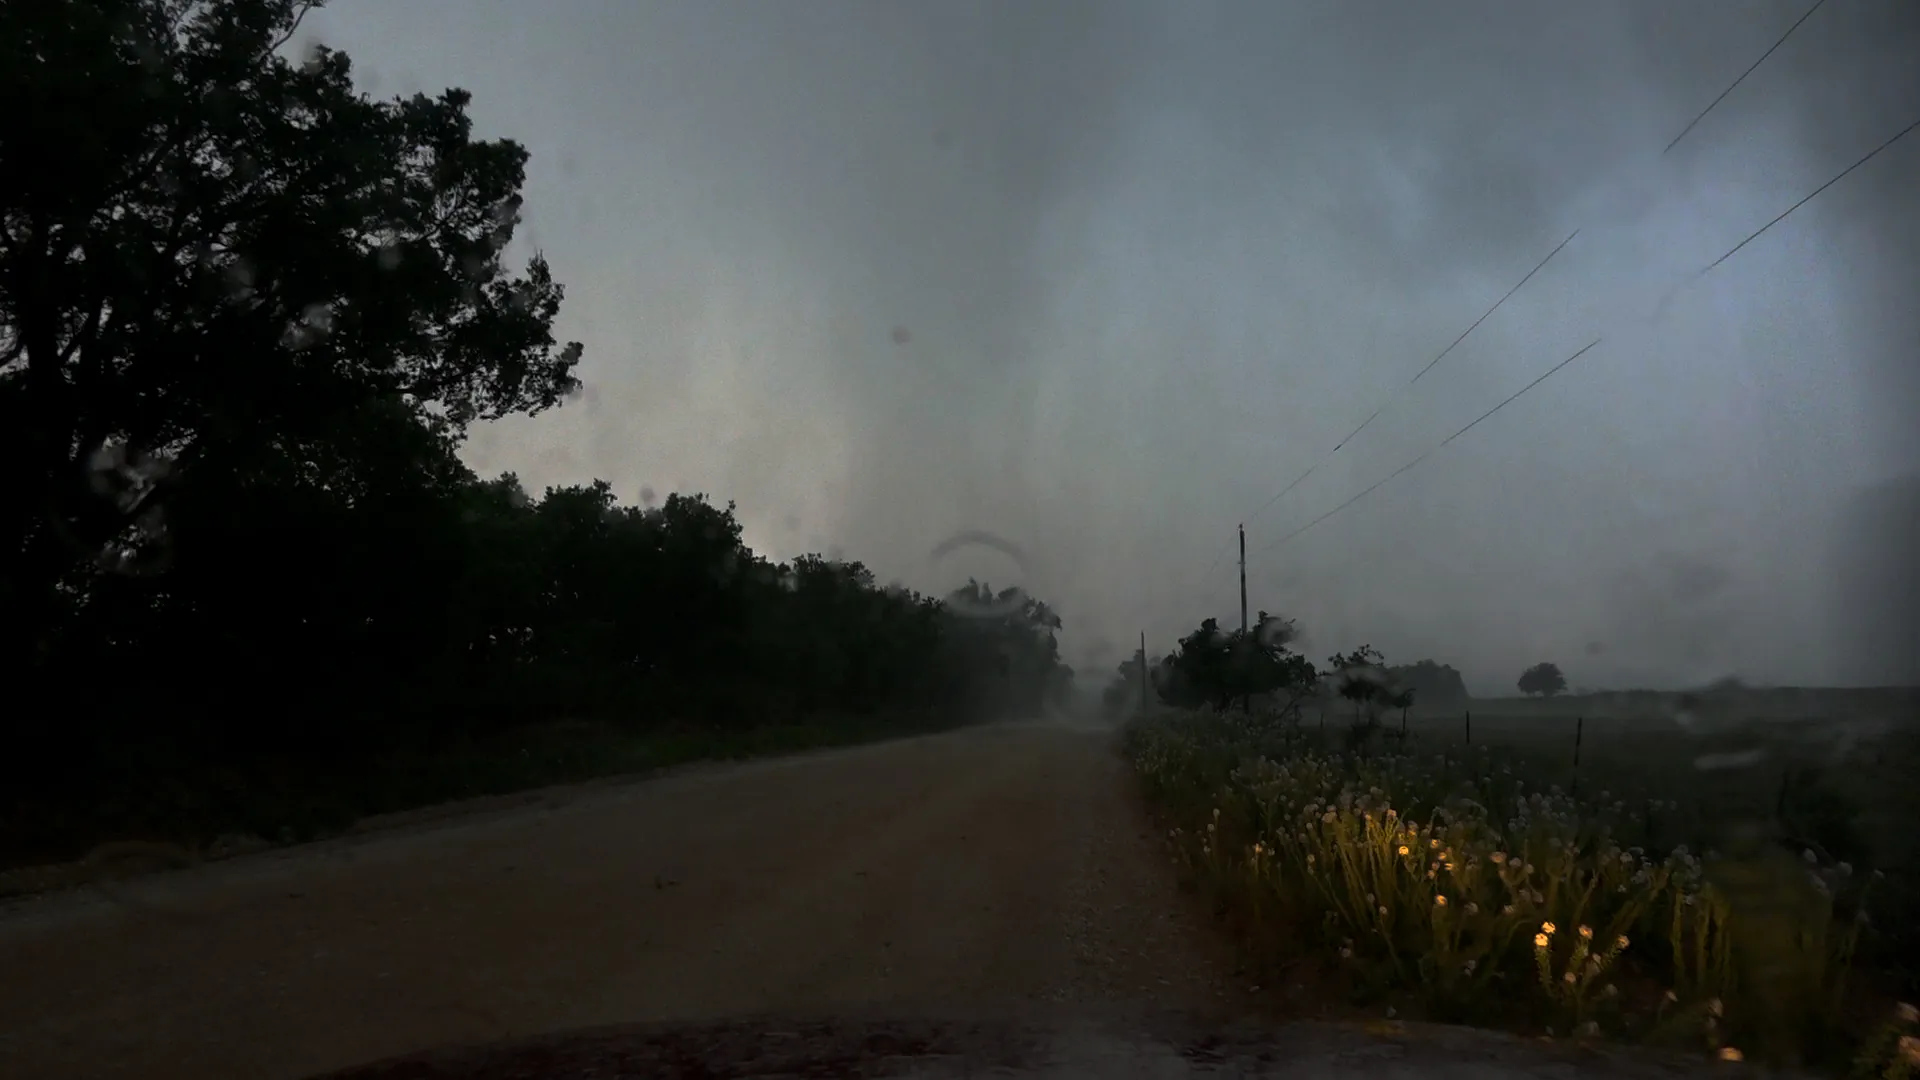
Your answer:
1435;895;1448;907
1534;933;1550;948
1577;925;1593;940
1615;935;1629;950
1541;921;1557;935
1717;1047;1743;1062
1398;845;1410;856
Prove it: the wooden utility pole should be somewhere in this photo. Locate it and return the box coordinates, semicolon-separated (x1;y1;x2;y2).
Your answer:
1238;524;1248;634
1239;524;1250;714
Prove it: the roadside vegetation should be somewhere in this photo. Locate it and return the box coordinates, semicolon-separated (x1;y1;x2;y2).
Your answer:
1115;619;1920;1075
0;0;1073;873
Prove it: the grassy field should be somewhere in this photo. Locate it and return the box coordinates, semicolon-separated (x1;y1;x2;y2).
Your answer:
1127;689;1920;1075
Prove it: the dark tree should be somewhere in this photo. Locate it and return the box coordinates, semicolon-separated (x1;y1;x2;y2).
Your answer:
1157;613;1317;715
1385;659;1469;704
1517;661;1568;698
1;0;582;690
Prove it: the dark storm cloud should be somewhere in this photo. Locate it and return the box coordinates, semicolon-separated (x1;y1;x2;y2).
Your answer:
295;0;1917;691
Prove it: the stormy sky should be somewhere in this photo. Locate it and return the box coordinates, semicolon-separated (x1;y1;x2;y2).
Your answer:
292;0;1919;694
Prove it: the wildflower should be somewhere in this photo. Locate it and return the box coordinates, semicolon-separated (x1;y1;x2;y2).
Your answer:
1534;933;1550;948
1503;904;1517;915
1541;921;1557;935
1900;1036;1920;1066
1465;902;1479;915
1463;959;1477;975
1563;971;1577;984
1717;1047;1743;1062
1378;905;1387;917
1398;845;1411;856
1435;895;1448;907
1577;925;1593;940
1707;998;1723;1018
1615;935;1629;950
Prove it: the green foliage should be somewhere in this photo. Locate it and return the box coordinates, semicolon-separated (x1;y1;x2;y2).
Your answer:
1519;662;1569;698
1128;708;1885;1069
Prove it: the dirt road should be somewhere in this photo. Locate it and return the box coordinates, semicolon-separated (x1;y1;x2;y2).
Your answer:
0;718;1759;1079
1;719;1244;1079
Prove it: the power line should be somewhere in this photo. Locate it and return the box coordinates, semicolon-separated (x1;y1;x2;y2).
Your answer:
1251;338;1602;557
1240;229;1581;530
1695;115;1920;278
1650;112;1920;321
1192;3;1885;606
1664;0;1831;155
1233;1;1835;542
1247;106;1920;561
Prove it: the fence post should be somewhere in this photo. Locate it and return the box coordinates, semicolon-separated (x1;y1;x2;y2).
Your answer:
1464;710;1471;745
1571;716;1584;797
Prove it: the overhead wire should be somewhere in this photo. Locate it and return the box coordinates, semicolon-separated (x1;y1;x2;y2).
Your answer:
1248;109;1920;560
1249;338;1602;557
1662;0;1832;155
1237;0;1836;544
1239;229;1581;531
1174;2;1865;614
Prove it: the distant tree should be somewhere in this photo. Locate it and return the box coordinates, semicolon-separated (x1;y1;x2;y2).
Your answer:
1384;686;1416;730
1156;612;1317;715
1327;645;1388;722
1385;659;1469;704
1517;662;1568;698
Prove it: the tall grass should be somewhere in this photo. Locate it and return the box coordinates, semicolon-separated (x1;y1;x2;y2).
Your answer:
1128;708;1901;1071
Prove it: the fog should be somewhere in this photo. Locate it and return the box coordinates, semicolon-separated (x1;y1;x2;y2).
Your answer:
292;0;1919;695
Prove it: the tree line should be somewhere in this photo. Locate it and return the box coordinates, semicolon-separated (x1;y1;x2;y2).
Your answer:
0;0;1071;860
1102;614;1574;719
